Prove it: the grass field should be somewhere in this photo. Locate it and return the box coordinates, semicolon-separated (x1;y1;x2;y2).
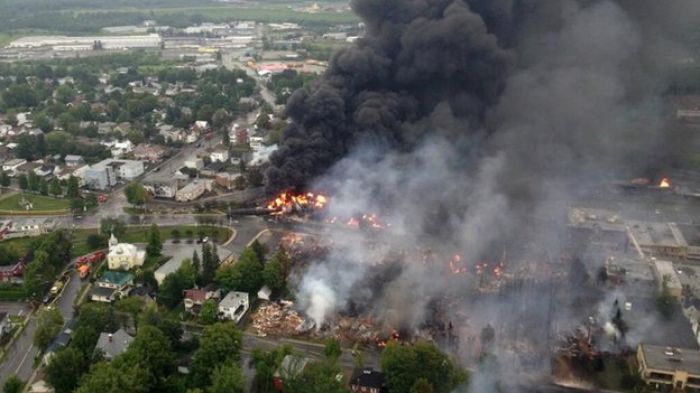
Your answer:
72;6;358;24
0;193;70;214
0;33;16;47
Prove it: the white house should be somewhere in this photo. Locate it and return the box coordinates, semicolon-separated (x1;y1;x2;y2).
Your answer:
2;159;26;174
107;243;146;271
218;291;249;323
210;149;230;163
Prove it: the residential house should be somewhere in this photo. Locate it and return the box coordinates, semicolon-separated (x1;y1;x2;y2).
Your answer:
257;285;272;301
9;218;57;237
56;164;88;187
183;285;221;314
102;139;134;157
273;355;312;392
94;328;134;361
349;368;388;393
200;161;225;177
218;291;249;323
144;178;180;199
210;149;229;163
192;120;209;133
2;158;26;175
64;155;85;167
159;124;184;142
84;159;144;190
250;136;264;151
33;164;55;178
90;271;134;303
175;180;212;202
97;122;116;135
184;158;204;170
133;144;166;162
107;243;146;271
14;161;42;177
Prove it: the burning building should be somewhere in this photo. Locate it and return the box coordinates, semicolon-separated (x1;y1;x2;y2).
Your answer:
258;0;700;390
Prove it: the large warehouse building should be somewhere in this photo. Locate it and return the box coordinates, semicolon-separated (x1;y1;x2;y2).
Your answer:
7;34;162;50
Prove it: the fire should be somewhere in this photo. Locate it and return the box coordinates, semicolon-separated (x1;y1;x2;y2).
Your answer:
266;191;328;215
659;178;671;188
449;254;468;274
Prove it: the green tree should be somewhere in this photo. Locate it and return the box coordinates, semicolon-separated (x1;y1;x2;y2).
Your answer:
252;346;292;393
124;182;148;207
246;167;264;187
86;234;106;250
215;246;263;293
263;250;289;292
212;109;231;131
23;250;51;300
283;361;349;393
17;174;28;190
200;243;216;285
113;326;176;391
28;172;40;192
45;347;86;393
2;375;24;393
33;112;53;133
157;260;195;309
0;171;10;187
66;176;80;198
209;362;244;393
170;229;181;243
146;224;162;258
381;341;466;393
70;198;85;213
49;178;62;196
200;299;218;325
45;131;74;155
250;239;267;261
410;378;434;393
39;178;49;195
34;307;64;351
324;338;342;360
192;250;201;278
190;322;242;388
100;218;126;238
85;193;98;209
75;363;146;393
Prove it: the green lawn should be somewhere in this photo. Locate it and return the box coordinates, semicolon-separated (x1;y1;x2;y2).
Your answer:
0;32;16;47
0;193;70;214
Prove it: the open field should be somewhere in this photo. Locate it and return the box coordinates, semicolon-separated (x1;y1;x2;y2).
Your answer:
71;6;358;24
0;193;70;214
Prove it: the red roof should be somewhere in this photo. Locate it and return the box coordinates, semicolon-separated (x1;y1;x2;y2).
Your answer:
183;289;207;302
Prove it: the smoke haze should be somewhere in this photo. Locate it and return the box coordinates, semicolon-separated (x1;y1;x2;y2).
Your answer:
266;0;700;391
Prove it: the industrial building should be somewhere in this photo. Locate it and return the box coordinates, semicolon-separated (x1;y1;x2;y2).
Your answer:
7;34;162;50
628;221;689;260
652;259;683;300
175;180;212;202
637;344;700;390
84;159;144;190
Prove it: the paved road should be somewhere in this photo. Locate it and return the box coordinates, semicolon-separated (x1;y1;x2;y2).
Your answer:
0;262;82;386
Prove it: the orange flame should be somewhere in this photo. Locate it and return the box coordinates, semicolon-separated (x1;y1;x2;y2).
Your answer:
659;178;671;188
266;191;329;215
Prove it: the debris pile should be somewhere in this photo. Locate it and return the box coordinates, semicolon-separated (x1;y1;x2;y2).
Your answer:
251;301;313;337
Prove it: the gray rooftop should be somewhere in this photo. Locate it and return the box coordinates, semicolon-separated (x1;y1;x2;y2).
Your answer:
640;344;700;374
95;328;134;360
